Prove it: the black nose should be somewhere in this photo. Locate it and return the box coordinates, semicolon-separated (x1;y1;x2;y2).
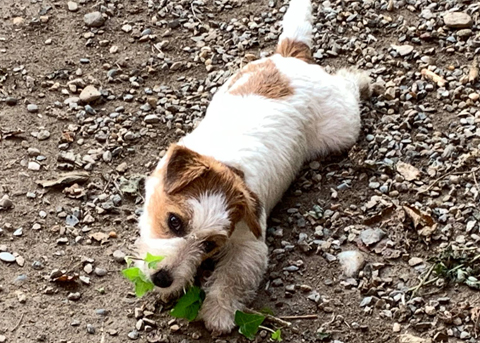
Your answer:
152;269;173;288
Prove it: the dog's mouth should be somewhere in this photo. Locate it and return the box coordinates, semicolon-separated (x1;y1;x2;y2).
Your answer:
147;238;223;295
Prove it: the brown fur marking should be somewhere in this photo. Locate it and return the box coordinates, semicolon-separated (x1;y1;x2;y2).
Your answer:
276;38;314;64
228;59;294;99
147;145;262;240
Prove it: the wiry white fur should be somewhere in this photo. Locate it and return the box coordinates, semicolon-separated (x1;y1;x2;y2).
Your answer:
137;0;370;335
181;54;367;216
188;193;231;232
136;193;232;298
279;0;313;48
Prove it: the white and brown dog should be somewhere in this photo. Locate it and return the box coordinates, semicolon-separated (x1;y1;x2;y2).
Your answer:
136;0;371;335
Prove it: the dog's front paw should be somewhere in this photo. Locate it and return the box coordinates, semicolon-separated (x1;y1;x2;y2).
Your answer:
199;298;236;336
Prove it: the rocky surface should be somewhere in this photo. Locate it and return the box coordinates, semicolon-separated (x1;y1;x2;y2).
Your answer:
1;0;480;342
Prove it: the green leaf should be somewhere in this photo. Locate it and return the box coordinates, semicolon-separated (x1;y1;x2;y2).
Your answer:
144;253;165;269
122;267;154;297
271;329;282;341
170;286;206;321
234;311;265;340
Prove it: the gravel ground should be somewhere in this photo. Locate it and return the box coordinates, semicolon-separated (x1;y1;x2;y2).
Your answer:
1;0;480;342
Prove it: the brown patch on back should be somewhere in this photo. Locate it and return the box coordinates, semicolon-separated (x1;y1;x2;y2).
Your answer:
276;38;314;64
147;145;263;239
228;59;294;99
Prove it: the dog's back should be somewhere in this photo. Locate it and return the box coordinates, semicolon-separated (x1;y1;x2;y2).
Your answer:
181;0;371;214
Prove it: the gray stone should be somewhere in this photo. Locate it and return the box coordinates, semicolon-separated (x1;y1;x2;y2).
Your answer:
392;44;414;56
337;251;365;277
113;250;126;263
67;1;78;12
128;330;139;340
443;12;472;29
408;257;423;267
67;292;81;301
84;12;105;27
360;228;385;246
0;196;13;210
95;267;107;277
37;130;50;140
87;324;95;334
80;85;101;103
0;252;16;263
27;104;38;113
144;114;160;123
6;97;17;106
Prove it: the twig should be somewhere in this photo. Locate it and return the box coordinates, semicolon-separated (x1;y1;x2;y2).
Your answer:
245;309;298;333
278;314;318;320
418;168;479;194
11;313;24;332
190;2;203;23
408;264;435;298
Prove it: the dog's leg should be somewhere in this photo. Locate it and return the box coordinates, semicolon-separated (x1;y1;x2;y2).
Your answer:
198;239;268;335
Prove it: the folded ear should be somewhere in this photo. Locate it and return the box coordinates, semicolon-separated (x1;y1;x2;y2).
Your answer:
237;189;263;239
164;145;209;194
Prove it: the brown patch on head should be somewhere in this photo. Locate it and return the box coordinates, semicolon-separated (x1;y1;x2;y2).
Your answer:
147;145;262;239
276;39;314;64
228;59;294;99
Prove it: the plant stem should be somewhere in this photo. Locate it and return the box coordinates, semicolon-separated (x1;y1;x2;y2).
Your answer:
245;309;298;333
259;325;275;334
409;263;435;298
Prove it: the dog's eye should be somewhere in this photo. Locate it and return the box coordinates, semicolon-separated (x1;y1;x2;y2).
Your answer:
203;241;217;253
167;213;183;233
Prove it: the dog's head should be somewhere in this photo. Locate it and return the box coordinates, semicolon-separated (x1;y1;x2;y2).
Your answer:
136;144;262;297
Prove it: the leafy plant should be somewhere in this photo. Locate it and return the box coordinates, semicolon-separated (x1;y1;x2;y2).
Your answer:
430;247;480;290
170;286;206;321
271;329;282;341
122;254;285;340
235;311;266;340
144;252;165;269
122;267;155;297
234;310;283;341
122;253;164;297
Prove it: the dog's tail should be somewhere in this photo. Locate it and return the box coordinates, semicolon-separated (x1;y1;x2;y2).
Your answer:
336;68;372;101
276;0;314;63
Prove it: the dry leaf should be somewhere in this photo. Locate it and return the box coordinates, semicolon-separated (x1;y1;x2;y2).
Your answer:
36;171;89;188
403;205;435;229
421;68;446;87
418;225;437;237
363;205;396;226
396;161;420;181
61;131;75;143
403;205;437;238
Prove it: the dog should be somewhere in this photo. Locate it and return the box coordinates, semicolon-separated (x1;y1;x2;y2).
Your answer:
135;0;371;335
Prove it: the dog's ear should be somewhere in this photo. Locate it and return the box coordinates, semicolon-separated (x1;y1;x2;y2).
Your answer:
244;201;262;238
237;189;263;238
164;145;209;194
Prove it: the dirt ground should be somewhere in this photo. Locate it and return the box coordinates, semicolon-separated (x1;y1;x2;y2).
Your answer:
1;0;480;342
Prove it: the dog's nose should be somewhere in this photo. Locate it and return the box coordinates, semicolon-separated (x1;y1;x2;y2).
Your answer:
152;269;173;288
